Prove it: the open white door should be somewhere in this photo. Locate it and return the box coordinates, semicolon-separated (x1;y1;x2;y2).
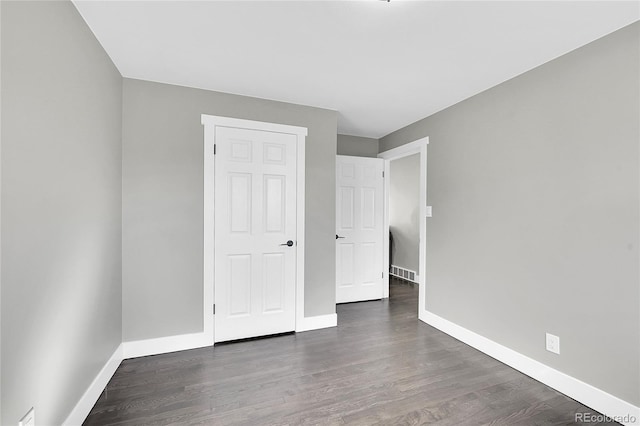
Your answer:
336;155;385;303
214;126;298;342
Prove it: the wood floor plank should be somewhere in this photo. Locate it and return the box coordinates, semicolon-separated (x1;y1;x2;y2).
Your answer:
85;280;614;425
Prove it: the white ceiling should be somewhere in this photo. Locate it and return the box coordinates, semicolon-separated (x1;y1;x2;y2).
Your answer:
73;1;639;138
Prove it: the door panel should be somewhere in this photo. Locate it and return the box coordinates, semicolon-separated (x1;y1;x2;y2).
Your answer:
337;243;355;287
229;255;251;316
215;126;297;342
263;253;285;313
361;188;376;229
339;187;355;229
229;174;251;233
336;155;384;303
264;175;285;232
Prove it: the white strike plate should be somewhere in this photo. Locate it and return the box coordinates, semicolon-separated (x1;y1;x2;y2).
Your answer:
425;206;433;217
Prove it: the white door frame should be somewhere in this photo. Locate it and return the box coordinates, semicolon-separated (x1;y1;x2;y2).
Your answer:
378;136;429;318
202;114;307;344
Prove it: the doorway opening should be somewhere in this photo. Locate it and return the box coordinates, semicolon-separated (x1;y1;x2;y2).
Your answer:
388;153;420;287
379;137;429;318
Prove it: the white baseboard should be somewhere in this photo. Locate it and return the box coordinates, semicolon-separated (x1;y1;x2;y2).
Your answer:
296;313;337;332
63;317;338;426
122;331;213;359
421;310;640;426
122;313;340;358
63;344;123;426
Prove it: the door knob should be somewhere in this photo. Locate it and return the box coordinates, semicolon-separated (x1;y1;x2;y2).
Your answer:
280;240;294;247
336;234;345;240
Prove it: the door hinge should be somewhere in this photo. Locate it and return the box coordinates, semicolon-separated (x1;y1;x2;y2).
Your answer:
382;272;384;278
214;144;217;155
213;304;216;315
382;171;384;178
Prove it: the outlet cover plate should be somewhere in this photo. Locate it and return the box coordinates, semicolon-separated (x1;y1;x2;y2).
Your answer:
546;333;560;354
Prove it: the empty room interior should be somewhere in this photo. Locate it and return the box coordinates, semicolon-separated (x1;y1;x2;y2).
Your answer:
1;1;639;425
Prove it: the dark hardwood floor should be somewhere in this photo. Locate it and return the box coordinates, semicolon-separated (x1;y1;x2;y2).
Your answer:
85;279;615;425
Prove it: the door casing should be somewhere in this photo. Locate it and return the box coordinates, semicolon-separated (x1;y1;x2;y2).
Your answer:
378;136;429;318
202;114;307;345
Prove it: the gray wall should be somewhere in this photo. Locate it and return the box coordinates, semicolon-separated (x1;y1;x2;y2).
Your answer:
122;79;337;341
380;23;639;405
0;1;3;420
0;1;3;419
1;2;123;425
389;154;420;273
337;134;379;158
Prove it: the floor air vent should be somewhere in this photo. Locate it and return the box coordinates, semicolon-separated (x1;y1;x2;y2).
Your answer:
390;265;418;284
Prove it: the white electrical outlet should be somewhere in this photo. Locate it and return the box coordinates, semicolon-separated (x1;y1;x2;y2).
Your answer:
546;333;560;354
19;407;35;426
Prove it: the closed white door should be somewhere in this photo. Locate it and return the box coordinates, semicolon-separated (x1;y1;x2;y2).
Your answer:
336;155;384;303
215;126;297;342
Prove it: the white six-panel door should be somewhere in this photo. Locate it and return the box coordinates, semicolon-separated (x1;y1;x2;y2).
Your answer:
336;155;385;303
214;126;297;342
